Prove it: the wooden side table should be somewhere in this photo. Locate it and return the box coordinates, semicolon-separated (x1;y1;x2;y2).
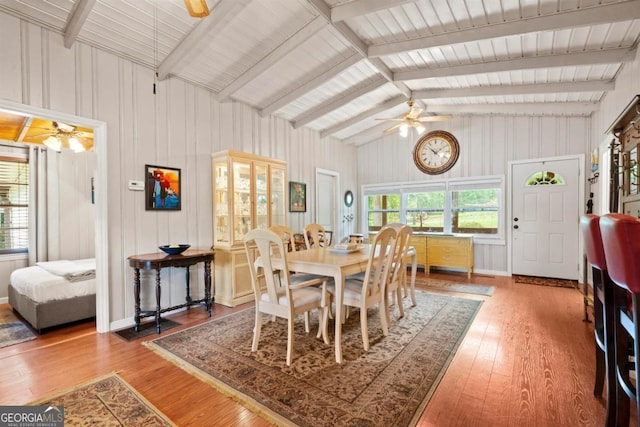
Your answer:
128;249;214;333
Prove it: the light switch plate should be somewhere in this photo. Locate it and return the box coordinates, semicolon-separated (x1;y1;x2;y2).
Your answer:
128;180;144;191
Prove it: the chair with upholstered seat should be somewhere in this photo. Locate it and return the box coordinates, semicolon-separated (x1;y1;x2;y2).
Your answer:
268;224;297;253
243;229;330;366
384;223;413;325
580;214;616;427
327;226;397;351
304;223;328;249
599;213;640;426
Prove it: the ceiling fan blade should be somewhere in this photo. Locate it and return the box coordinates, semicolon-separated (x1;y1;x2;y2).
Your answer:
375;118;405;122
74;131;93;138
383;123;404;134
416;115;453;122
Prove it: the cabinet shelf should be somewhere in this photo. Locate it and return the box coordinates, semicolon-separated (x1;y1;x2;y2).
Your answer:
212;150;287;307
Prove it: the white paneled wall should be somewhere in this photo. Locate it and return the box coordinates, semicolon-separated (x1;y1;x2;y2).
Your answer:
357;114;592;275
0;12;357;324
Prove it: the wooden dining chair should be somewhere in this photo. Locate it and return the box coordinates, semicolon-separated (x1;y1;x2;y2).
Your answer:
243;229;330;366
327;226;397;351
384;223;413;325
304;223;328;249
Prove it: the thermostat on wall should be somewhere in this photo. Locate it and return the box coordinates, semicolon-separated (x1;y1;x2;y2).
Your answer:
128;180;145;191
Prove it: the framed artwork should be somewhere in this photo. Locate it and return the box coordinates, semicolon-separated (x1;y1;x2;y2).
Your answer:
289;181;306;212
145;164;181;210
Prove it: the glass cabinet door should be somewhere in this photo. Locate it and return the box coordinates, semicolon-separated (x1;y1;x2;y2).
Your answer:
255;162;268;230
213;160;230;245
233;160;252;243
271;166;286;226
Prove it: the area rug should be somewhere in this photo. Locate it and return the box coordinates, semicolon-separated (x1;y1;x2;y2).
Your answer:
31;373;176;426
513;274;578;289
114;318;181;342
0;309;36;348
415;277;495;296
145;291;482;427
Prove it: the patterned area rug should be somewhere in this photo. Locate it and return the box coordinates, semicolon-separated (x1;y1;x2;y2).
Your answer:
415;277;495;296
31;373;176;426
0;309;36;348
145;291;482;427
513;274;578;289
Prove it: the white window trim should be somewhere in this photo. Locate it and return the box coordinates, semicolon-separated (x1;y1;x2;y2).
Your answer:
362;175;505;246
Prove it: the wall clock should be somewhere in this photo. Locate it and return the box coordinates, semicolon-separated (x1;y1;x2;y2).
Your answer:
412;130;460;175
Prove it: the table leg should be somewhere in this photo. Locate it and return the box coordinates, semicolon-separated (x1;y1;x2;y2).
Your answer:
185;266;192;305
410;252;417;306
155;268;162;333
134;268;141;332
334;270;344;364
204;260;212;317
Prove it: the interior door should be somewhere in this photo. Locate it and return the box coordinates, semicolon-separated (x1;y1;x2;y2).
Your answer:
315;169;338;243
511;157;581;280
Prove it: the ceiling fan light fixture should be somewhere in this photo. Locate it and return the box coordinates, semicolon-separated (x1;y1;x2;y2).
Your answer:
184;0;209;17
399;124;409;138
416;124;426;135
68;136;85;153
44;136;62;152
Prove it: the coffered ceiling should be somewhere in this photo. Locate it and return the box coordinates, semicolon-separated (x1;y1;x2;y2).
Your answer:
1;0;639;146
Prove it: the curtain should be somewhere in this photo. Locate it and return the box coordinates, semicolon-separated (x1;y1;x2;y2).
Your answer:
28;146;45;264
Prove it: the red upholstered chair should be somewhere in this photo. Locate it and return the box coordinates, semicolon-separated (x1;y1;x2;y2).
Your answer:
599;213;640;426
580;215;616;427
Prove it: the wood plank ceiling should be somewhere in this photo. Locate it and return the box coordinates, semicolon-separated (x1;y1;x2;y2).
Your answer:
0;0;639;146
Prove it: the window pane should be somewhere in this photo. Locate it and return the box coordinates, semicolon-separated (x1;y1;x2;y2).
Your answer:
366;194;400;231
451;189;499;234
406;192;445;232
0;157;29;253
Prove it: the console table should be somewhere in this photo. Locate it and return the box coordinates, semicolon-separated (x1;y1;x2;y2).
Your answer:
128;249;214;333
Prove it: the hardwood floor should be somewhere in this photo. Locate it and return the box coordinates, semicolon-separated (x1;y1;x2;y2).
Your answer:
0;272;615;426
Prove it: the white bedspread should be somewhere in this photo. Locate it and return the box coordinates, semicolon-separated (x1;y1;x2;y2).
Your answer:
10;258;96;303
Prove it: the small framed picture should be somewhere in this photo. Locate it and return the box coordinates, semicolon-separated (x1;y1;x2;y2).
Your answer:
289;181;306;212
145;165;181;210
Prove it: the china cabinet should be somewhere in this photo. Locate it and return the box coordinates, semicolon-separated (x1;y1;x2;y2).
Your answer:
211;150;286;306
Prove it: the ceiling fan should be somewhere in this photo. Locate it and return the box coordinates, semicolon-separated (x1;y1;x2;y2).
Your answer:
26;120;94;152
376;100;452;137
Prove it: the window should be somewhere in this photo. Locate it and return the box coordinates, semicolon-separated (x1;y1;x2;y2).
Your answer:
366;193;400;231
0;155;29;254
363;176;504;244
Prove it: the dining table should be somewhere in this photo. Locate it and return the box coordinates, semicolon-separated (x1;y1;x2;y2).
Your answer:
263;244;417;364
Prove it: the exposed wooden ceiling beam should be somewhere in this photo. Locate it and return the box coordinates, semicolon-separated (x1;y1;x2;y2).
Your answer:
320;95;406;137
292;77;388;129
63;0;96;49
158;0;253;80
369;1;640;57
306;0;411;98
331;0;417;22
412;80;614;100
217;16;326;101
260;54;362;117
394;48;635;81
417;102;599;116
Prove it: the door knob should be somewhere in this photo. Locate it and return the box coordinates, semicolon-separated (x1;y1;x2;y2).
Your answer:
513;225;519;229
513;217;519;221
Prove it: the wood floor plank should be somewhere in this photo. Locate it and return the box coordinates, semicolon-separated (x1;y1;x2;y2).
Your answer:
0;272;614;426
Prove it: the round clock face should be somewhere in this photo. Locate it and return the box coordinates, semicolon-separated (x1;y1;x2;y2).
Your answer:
412;130;460;175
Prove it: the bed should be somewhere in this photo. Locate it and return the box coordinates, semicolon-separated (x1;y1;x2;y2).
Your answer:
8;259;96;333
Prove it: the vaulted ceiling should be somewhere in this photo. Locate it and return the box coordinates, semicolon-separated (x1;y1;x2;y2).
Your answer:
1;0;639;146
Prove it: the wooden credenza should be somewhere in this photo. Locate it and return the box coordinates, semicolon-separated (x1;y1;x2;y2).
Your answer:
407;234;474;279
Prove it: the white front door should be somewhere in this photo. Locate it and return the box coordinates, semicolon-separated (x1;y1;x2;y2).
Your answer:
315;169;338;243
510;157;581;280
